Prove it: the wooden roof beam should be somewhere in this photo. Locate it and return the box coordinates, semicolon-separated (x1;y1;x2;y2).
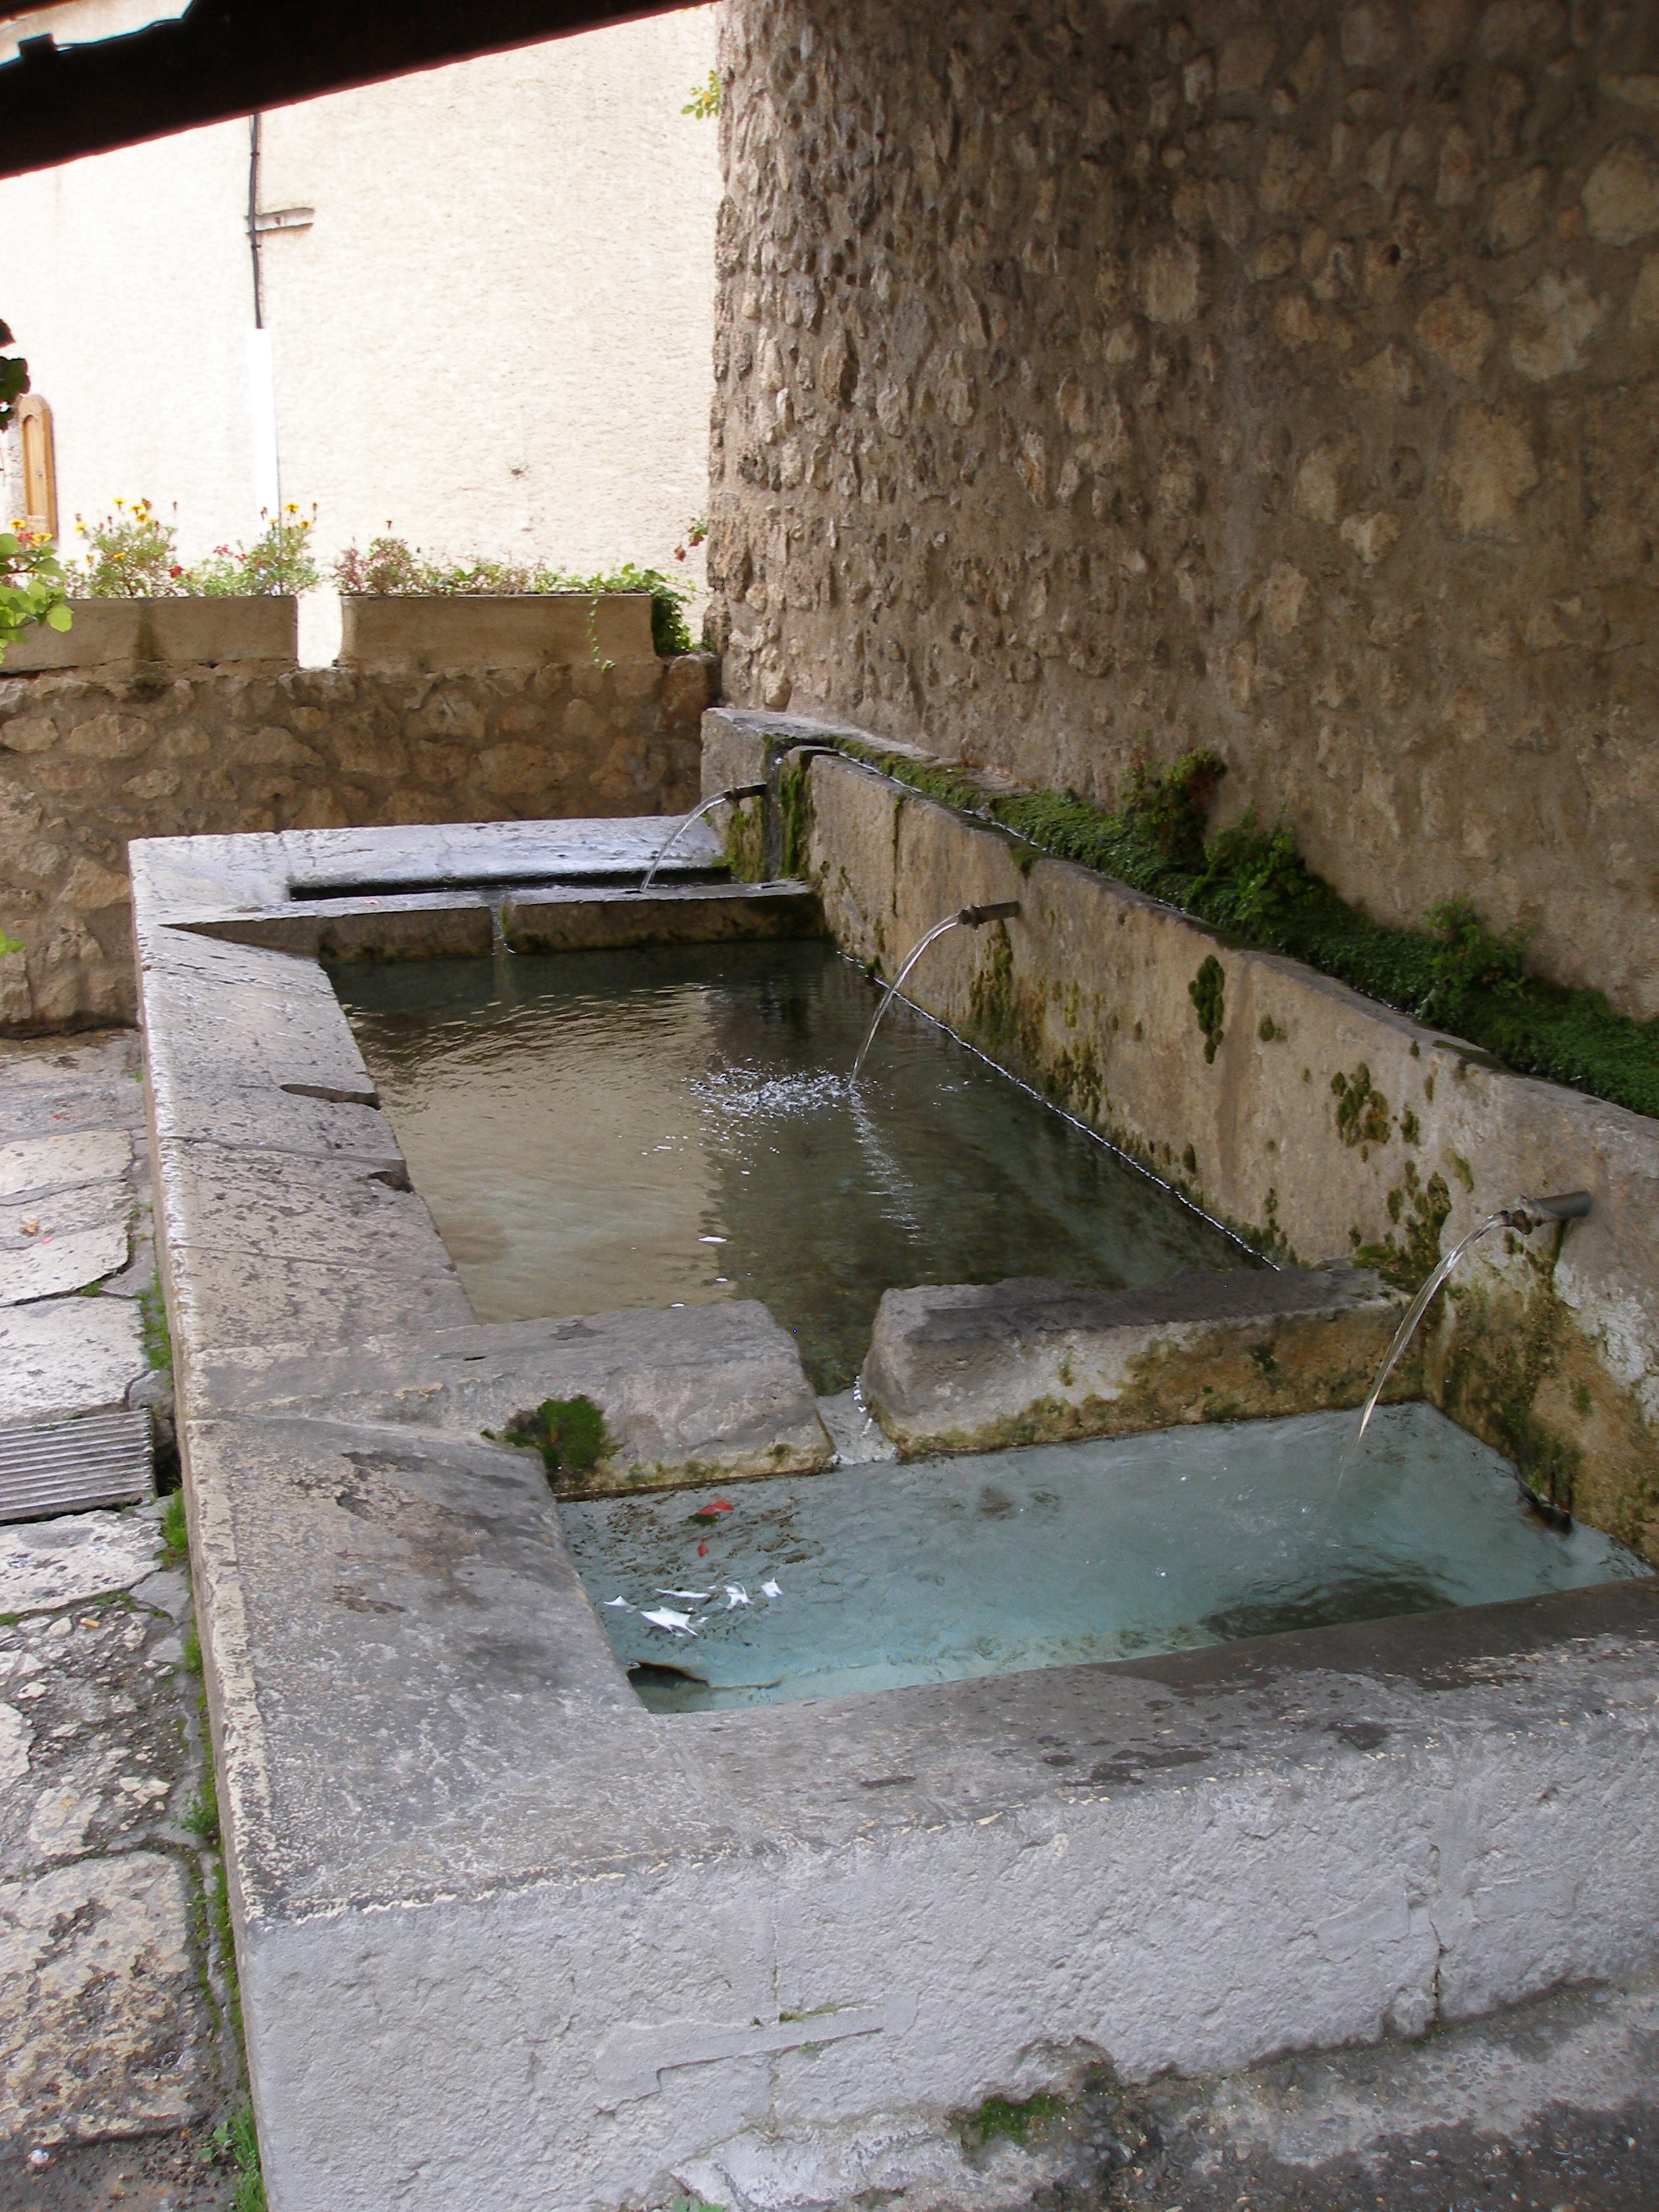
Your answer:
0;0;688;180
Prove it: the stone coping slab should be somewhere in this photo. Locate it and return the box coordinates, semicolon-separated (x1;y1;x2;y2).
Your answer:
0;1508;164;1614
129;813;1659;2212
501;878;824;952
861;1263;1414;1456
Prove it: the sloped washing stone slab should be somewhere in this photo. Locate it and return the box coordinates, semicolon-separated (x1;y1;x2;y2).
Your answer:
179;891;493;963
194;1302;833;1490
860;1265;1411;1457
501;878;823;952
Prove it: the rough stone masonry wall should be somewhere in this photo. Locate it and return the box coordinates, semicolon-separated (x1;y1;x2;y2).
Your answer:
708;0;1659;1017
0;653;711;1029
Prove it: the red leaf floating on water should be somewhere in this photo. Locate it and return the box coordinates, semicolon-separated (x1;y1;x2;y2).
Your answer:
697;1541;708;1556
710;1498;735;1512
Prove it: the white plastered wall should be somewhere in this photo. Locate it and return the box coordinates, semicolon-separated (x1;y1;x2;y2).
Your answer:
0;5;719;631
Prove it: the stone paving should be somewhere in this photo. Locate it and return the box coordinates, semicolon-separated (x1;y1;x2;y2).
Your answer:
0;1032;237;2211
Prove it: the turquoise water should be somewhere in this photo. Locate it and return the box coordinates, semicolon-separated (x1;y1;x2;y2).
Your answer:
559;1404;1650;1713
335;941;1247;1392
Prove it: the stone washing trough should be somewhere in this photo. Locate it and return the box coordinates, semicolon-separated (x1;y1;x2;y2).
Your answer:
132;798;1659;2212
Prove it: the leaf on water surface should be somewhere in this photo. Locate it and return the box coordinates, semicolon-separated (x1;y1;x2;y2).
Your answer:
642;1607;698;1636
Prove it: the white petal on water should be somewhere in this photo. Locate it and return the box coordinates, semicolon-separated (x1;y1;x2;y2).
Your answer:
724;1584;750;1609
699;1234;728;1244
603;1597;633;1610
658;1588;712;1602
641;1607;697;1636
760;1578;783;1600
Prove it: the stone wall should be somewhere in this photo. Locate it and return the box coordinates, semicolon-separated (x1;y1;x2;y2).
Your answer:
708;0;1659;1017
0;651;712;1029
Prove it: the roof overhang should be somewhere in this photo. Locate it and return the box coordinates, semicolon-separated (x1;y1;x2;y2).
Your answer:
0;0;693;180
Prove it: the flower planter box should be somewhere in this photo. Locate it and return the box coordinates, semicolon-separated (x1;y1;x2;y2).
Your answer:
337;592;657;675
1;595;298;673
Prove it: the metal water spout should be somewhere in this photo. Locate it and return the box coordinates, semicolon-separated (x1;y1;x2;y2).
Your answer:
851;901;1021;1083
1336;1189;1592;1488
637;783;768;893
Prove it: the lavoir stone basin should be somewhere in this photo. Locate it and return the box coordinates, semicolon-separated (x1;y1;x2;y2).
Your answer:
131;811;1659;2212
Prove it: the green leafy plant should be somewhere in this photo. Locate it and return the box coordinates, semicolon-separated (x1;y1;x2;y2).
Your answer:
681;68;720;117
213;2105;266;2212
183;1765;220;1843
1417;897;1530;1028
331;528;425;595
1119;745;1225;865
161;1490;188;1557
0;930;21;956
1;524;72;649
75;497;184;596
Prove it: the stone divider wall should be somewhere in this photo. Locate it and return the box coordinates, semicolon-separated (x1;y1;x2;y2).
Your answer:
0;647;714;1029
708;0;1659;1019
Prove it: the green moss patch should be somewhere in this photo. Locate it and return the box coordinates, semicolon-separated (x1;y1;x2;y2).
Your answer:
961;2089;1064;2148
1189;954;1225;1063
815;736;1659;1121
499;1395;611;1482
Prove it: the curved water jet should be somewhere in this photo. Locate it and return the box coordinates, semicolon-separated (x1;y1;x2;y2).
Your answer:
1336;1190;1592;1490
637;783;768;893
851;901;1021;1083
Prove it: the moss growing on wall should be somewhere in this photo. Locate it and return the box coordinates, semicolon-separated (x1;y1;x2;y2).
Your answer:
1189;955;1225;1063
1353;1161;1453;1293
724;796;765;882
816;735;1659;1121
775;750;814;880
1332;1063;1391;1149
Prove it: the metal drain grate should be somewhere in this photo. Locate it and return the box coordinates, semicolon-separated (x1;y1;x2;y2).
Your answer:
0;1409;155;1524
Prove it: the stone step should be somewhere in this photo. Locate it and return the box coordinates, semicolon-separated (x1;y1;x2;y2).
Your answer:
501;878;823;951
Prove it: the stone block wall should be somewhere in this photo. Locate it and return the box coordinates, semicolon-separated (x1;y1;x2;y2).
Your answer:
0;651;713;1029
708;0;1659;1016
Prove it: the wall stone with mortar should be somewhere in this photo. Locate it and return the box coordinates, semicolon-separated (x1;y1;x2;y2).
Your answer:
0;651;714;1029
708;0;1659;1015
